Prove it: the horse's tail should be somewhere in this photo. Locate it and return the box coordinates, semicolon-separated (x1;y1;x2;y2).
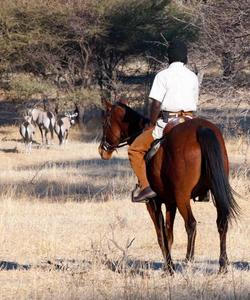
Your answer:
197;127;239;223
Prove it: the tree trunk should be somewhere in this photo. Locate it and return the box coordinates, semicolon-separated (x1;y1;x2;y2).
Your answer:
222;51;234;77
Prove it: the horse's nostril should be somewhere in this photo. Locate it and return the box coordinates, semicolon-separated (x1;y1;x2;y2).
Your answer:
98;146;113;160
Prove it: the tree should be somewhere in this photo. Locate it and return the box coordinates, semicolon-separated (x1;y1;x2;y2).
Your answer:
0;0;199;95
93;0;199;95
191;0;250;79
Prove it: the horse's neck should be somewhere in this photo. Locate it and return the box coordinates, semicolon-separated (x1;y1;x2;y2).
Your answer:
129;116;147;133
119;104;148;142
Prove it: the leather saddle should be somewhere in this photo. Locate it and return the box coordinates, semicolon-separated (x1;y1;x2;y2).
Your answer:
145;115;194;162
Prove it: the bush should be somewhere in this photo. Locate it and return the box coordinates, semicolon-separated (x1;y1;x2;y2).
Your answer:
62;88;101;107
7;73;56;100
0;0;199;93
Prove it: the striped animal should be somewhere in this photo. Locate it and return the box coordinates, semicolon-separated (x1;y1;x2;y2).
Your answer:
54;112;78;145
28;108;55;144
20;115;35;153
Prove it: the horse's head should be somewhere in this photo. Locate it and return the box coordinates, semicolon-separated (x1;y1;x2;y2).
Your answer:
98;99;127;160
99;99;148;160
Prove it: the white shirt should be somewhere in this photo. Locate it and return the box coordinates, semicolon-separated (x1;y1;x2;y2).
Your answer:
149;62;199;112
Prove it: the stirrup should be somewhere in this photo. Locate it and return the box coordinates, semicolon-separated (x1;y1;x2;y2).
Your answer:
131;185;149;203
144;138;164;163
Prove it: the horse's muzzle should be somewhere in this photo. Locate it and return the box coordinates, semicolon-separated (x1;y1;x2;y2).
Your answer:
98;144;113;160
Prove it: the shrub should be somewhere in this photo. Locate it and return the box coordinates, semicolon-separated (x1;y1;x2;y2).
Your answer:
7;73;55;100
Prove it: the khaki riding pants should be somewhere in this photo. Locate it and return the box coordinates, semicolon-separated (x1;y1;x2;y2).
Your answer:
128;128;154;190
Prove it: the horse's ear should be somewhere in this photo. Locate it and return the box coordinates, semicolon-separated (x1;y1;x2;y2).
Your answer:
101;98;112;111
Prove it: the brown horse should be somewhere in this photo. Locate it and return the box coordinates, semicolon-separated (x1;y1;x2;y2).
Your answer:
98;100;239;274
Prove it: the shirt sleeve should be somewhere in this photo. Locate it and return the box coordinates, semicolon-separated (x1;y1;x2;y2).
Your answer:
149;72;167;103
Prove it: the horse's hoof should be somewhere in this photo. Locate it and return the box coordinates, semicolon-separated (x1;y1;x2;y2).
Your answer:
162;264;175;276
218;266;228;274
184;257;194;265
218;258;229;274
161;270;174;277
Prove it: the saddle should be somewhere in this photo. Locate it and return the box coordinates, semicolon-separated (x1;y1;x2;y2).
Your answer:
145;113;194;162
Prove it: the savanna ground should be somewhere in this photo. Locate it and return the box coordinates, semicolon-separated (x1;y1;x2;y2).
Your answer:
0;108;249;300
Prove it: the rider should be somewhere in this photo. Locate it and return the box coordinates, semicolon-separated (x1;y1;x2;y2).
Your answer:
128;39;199;202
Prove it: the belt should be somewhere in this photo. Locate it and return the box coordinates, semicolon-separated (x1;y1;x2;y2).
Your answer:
160;111;193;122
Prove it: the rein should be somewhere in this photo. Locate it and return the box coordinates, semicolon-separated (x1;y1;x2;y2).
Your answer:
101;129;144;151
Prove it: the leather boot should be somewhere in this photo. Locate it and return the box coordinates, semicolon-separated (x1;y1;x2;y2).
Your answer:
132;185;157;203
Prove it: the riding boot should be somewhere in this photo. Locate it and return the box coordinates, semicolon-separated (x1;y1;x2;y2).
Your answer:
132;185;157;203
128;128;157;202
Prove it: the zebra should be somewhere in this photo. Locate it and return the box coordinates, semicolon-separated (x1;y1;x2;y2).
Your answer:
28;108;56;145
54;112;78;145
19;115;35;153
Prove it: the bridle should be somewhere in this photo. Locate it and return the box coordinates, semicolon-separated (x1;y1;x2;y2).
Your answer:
100;135;136;152
100;103;144;152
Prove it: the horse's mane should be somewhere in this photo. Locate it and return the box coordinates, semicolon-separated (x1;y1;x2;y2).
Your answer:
116;102;149;125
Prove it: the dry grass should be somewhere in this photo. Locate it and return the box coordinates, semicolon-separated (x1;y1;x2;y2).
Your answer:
0;125;249;299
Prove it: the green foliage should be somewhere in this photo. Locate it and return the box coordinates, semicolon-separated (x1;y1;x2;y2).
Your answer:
8;73;55;100
92;0;199;91
63;88;101;107
102;0;198;55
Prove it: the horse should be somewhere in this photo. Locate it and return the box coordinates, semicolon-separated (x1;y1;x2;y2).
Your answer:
98;100;239;274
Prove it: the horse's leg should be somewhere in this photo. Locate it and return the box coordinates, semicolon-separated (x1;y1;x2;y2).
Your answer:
146;201;164;253
176;198;197;262
217;213;229;273
165;204;177;251
146;200;174;274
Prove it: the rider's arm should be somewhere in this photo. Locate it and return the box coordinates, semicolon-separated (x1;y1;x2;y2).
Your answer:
148;72;165;127
149;99;161;126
